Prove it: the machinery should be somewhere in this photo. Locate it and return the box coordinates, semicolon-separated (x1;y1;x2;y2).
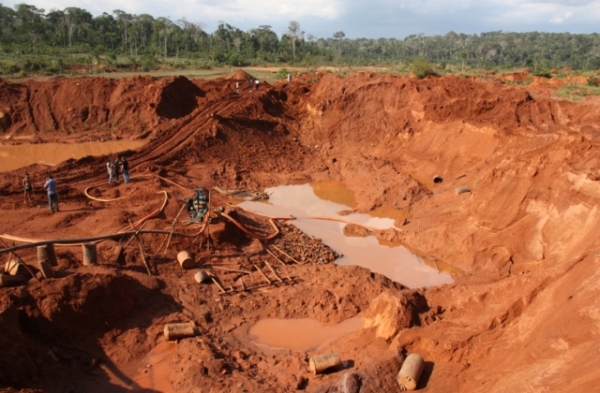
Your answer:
186;189;209;222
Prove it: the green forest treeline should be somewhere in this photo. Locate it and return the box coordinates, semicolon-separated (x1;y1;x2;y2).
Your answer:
2;3;600;76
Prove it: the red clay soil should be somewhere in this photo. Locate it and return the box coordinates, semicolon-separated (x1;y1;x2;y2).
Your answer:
1;70;600;392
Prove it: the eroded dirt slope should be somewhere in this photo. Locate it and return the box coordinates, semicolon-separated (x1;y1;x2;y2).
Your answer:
1;70;600;392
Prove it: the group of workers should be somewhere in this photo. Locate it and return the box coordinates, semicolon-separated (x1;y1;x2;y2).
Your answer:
106;156;130;185
21;155;131;213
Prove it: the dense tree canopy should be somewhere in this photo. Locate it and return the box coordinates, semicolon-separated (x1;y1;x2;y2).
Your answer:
0;3;599;71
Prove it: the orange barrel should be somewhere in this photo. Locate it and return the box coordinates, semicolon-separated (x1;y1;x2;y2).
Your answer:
309;353;341;374
164;322;198;340
396;353;424;390
37;244;58;266
177;251;194;269
82;243;97;266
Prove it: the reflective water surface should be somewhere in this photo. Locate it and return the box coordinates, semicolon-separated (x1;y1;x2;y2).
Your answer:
240;183;454;288
249;317;363;352
0;140;146;172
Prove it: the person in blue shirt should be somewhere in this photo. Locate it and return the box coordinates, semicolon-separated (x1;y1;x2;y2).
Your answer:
44;175;59;212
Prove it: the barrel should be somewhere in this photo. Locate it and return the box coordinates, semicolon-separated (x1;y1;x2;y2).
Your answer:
0;274;28;287
82;243;97;266
177;251;194;269
37;244;58;266
164;322;198;340
194;270;209;283
455;185;471;195
309;353;341;374
396;353;424;390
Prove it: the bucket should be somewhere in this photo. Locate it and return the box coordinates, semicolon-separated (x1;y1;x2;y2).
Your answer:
82;243;97;266
194;270;209;283
164;322;198;340
37;244;58;266
309;353;341;374
177;251;194;269
396;353;424;390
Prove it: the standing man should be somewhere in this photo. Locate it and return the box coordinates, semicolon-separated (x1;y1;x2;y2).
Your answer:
287;73;291;83
120;156;130;183
44;175;58;213
107;159;114;184
113;157;120;184
23;173;33;204
255;79;260;90
236;81;240;95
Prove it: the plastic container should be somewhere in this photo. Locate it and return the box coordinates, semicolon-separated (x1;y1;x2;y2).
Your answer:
309;353;341;374
177;251;194;269
164;322;198;340
82;243;97;266
194;270;209;283
37;244;58;266
396;353;424;390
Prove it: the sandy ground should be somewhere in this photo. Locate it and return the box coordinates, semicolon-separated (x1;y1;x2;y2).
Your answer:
1;69;600;392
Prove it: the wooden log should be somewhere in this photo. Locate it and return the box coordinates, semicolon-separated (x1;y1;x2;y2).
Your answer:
266;248;287;267
271;245;302;265
253;263;272;285
160;203;187;256
264;260;283;283
211;276;227;293
129;219;152;276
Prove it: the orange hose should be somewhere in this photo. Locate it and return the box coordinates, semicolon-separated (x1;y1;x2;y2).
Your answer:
221;212;294;241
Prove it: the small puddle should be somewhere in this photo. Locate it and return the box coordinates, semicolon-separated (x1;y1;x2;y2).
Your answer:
249;317;363;352
0;140;146;172
240;183;454;288
104;341;176;392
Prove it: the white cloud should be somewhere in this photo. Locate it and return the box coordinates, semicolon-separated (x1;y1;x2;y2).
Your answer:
550;11;574;23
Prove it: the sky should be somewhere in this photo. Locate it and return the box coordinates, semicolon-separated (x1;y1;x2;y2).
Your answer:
3;0;600;39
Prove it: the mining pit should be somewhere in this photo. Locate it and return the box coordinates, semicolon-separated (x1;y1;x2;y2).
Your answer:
1;70;600;392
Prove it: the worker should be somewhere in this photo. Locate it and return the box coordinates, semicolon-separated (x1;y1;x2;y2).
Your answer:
236;81;240;95
186;189;208;222
107;160;114;184
44;175;58;212
23;173;33;204
120;156;130;183
112;157;120;184
255;79;260;90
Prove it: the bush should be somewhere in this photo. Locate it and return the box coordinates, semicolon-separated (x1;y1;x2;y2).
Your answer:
411;57;438;79
534;69;552;78
588;76;599;87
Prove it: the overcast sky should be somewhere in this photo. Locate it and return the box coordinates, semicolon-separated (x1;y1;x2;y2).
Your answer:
3;0;600;39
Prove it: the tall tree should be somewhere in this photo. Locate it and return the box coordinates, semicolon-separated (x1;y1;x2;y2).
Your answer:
288;20;300;60
333;31;345;56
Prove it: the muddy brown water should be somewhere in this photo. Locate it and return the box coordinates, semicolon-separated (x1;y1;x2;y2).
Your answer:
249;317;363;351
0;140;146;172
240;183;454;289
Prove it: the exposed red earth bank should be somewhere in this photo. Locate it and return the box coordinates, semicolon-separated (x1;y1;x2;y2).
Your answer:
1;69;600;392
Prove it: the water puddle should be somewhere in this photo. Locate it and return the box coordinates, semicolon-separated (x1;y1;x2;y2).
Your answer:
104;341;176;392
0;140;146;172
240;183;454;288
249;317;363;352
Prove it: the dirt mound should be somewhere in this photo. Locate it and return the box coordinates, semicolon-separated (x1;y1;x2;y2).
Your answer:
225;69;253;81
